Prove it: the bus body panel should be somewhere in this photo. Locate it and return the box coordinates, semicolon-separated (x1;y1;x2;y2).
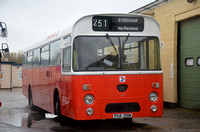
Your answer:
23;68;163;120
59;74;163;120
22;67;58;112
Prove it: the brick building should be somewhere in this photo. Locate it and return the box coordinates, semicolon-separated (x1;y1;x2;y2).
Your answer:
131;0;200;110
0;62;22;88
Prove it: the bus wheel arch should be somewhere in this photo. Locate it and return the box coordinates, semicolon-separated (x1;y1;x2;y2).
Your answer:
54;89;61;116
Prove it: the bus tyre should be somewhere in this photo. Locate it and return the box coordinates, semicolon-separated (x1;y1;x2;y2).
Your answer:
55;94;61;116
28;87;33;109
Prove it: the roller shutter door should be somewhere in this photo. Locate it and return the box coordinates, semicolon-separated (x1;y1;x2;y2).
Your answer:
179;16;200;110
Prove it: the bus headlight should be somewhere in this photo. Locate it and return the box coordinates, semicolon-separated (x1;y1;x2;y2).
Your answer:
149;92;158;102
84;94;94;105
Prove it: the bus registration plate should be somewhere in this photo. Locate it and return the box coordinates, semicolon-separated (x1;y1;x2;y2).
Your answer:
113;113;132;119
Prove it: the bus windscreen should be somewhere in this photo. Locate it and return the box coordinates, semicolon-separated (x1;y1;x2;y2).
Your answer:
73;36;161;71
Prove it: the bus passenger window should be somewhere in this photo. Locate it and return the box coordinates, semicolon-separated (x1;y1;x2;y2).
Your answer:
41;45;49;67
22;53;26;68
50;40;61;66
27;51;33;68
33;48;40;67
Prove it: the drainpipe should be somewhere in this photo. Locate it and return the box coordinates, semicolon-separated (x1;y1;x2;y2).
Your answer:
0;53;1;89
10;63;12;92
0;50;1;106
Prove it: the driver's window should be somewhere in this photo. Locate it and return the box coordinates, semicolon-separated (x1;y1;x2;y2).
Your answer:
62;36;71;72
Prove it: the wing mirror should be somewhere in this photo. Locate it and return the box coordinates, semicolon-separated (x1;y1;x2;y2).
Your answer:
1;43;10;58
0;22;8;38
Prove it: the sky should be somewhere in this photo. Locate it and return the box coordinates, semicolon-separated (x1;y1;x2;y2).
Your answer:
0;0;154;52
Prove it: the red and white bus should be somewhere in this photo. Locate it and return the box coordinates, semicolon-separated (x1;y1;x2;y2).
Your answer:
22;14;163;120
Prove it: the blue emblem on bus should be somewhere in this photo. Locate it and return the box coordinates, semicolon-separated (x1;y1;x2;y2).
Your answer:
120;76;125;82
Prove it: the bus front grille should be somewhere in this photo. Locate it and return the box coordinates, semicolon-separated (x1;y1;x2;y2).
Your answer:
105;102;140;113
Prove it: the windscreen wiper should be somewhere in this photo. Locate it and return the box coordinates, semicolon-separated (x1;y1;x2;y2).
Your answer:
106;33;119;56
122;33;130;56
123;33;130;46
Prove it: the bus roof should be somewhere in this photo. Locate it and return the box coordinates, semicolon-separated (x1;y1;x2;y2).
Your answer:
23;13;159;53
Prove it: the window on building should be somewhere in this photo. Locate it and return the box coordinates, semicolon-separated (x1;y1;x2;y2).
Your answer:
185;58;194;67
197;57;200;66
18;70;22;80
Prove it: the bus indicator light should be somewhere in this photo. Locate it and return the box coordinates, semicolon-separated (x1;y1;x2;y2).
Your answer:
83;84;92;91
152;82;159;88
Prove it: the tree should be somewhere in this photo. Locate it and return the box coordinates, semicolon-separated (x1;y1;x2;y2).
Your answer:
1;50;23;64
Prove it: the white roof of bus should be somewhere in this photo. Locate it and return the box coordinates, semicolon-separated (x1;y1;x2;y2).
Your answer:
23;25;73;53
23;13;159;53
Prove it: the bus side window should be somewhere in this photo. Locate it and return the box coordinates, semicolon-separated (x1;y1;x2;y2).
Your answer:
27;51;33;68
62;36;71;72
63;46;71;71
148;39;160;70
41;45;50;67
50;40;61;66
33;48;40;67
141;38;161;70
22;53;26;68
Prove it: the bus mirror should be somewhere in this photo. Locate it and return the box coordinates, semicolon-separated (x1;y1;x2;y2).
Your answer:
0;22;8;38
2;43;10;58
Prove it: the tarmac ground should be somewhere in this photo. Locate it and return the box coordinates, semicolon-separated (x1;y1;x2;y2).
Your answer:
0;88;200;132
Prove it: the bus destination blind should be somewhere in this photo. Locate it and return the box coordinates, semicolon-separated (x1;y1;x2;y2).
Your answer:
92;16;144;32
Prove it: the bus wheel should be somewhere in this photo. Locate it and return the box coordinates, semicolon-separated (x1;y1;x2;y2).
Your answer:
28;87;33;108
55;94;61;116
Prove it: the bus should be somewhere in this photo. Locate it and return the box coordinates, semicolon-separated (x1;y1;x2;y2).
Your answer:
22;14;163;120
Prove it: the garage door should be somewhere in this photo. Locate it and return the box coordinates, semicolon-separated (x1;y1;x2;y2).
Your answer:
179;16;200;110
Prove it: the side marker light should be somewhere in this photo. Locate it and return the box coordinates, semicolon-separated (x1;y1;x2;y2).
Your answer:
83;84;92;91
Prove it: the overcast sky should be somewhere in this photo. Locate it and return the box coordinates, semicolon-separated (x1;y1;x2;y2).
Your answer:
0;0;154;52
